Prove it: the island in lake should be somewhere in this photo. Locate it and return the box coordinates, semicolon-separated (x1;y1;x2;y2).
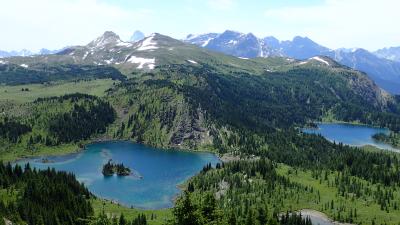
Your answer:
102;159;131;176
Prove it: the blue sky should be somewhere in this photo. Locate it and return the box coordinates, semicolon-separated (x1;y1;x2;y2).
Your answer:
0;0;399;51
97;0;324;37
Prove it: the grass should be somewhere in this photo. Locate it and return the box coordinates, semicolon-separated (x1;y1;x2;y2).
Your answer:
277;164;400;225
0;141;83;162
91;198;172;225
0;79;116;103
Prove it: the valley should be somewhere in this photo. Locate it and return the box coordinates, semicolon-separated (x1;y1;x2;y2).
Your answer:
0;31;400;225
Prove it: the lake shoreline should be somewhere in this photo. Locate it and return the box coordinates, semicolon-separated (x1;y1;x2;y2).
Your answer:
8;137;222;163
303;122;400;153
14;140;221;210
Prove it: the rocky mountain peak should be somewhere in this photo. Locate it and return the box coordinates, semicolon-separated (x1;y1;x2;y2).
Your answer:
88;31;122;48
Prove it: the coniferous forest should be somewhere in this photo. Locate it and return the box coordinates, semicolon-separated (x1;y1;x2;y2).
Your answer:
1;31;400;225
0;162;92;225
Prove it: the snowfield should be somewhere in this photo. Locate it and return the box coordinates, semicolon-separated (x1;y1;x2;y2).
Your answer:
137;34;158;51
127;56;155;69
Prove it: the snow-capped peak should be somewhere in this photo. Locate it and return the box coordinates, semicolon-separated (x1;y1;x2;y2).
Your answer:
88;31;122;48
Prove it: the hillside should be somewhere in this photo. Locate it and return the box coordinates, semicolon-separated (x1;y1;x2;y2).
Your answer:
185;30;400;94
0;93;115;160
2;32;400;225
2;33;400;152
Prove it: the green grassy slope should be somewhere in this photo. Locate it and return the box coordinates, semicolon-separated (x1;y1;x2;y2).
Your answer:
0;79;117;103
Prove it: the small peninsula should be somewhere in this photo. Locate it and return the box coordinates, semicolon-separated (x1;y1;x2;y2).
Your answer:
102;160;131;176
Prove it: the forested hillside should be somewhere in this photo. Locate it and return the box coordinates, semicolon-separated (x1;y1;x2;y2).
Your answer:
2;33;400;225
0;163;93;225
108;60;400;150
0;93;116;160
166;127;400;224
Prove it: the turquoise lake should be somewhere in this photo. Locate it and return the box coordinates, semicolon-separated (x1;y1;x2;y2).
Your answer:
16;141;220;209
302;123;400;152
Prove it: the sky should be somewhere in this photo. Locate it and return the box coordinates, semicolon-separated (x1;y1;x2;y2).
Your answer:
0;0;399;52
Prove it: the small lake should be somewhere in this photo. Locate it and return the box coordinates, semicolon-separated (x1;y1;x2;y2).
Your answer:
16;141;220;209
302;123;400;152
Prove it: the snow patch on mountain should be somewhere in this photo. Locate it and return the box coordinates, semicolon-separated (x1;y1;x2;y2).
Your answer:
201;38;212;47
116;41;133;47
310;56;330;66
20;64;29;68
104;58;115;64
127;56;155;69
228;40;238;45
187;60;198;64
186;34;200;40
137;35;158;51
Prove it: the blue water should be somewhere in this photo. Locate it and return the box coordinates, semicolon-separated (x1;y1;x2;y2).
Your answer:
16;141;220;209
303;123;400;152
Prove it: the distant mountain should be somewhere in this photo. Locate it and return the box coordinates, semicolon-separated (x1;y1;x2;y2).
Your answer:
130;30;145;42
185;31;400;94
0;50;11;58
374;46;400;62
185;33;219;47
39;48;62;55
0;48;62;58
55;31;182;70
4;31;209;72
279;36;332;59
203;30;261;58
332;48;400;94
186;30;279;58
0;49;33;58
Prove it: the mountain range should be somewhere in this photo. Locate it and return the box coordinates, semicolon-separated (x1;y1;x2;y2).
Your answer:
0;30;397;157
375;46;400;62
0;48;63;58
0;30;146;59
2;29;399;94
185;30;400;94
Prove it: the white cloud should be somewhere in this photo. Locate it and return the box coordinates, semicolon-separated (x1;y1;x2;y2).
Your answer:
264;0;400;50
0;0;153;51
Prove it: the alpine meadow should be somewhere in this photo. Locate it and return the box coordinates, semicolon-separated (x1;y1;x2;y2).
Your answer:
1;1;400;225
